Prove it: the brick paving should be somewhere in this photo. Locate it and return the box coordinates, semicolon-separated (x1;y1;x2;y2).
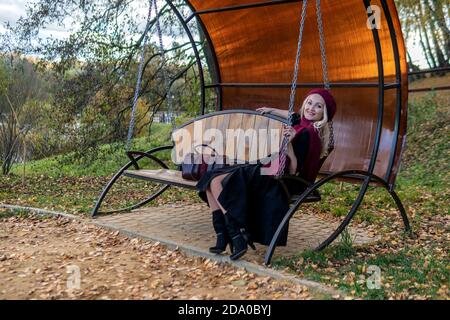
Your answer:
96;203;379;264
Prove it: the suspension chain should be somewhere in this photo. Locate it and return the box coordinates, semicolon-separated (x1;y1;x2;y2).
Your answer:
126;0;154;151
316;0;334;150
276;0;308;177
154;0;176;130
316;0;330;91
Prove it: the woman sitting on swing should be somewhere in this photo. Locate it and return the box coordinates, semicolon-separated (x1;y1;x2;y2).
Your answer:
196;89;337;260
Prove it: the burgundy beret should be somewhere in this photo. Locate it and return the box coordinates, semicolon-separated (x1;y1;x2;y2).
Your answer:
305;89;337;121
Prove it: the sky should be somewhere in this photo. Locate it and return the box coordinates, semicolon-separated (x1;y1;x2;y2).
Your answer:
0;0;73;38
0;0;429;68
0;0;25;34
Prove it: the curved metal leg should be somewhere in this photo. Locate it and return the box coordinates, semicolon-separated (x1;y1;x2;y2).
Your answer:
264;170;412;265
93;185;170;216
92;162;138;217
91;145;173;217
316;180;413;250
315;177;370;251
349;172;411;234
387;188;412;234
264;196;306;265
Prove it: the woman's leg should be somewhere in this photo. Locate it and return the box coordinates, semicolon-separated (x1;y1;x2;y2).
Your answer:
209;174;228;213
208;173;252;260
206;174;231;254
205;190;221;212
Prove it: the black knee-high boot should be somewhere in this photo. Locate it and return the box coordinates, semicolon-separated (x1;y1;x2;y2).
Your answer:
224;214;255;260
209;210;232;254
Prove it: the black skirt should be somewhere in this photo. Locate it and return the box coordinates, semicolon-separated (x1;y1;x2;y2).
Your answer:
196;163;293;246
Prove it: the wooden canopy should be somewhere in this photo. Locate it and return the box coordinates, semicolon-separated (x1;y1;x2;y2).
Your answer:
182;0;408;187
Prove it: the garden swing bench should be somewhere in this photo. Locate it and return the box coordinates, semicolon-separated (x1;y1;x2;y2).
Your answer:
92;0;412;265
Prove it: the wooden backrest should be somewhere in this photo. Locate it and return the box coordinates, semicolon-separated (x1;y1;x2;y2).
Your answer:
171;110;286;164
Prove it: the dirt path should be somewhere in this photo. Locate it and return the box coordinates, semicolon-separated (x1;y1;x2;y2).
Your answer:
0;214;317;300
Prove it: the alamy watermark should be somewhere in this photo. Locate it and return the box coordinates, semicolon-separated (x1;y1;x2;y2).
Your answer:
366;265;382;290
171;123;282;175
67;265;81;290
367;5;382;30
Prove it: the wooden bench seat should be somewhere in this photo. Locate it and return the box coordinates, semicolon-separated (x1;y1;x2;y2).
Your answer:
124;169;198;189
122;111;320;203
123;168;321;204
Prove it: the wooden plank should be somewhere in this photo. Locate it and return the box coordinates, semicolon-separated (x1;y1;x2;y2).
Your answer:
247;114;259;162
172;121;195;164
236;114;257;162
172;112;285;165
192;118;204;154
225;113;244;163
124;169;197;188
267;118;283;156
171;128;189;164
254;115;270;161
213;114;230;160
202;115;219;155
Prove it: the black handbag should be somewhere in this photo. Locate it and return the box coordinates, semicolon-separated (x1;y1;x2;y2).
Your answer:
181;144;228;181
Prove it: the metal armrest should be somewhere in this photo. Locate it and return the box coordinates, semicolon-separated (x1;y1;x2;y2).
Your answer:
126;145;173;170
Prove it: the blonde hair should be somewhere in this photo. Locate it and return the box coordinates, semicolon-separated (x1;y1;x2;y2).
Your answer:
299;102;333;159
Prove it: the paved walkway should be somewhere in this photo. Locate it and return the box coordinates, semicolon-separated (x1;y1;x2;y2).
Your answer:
96;203;379;264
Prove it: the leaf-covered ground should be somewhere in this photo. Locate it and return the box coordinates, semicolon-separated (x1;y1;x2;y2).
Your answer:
272;213;449;299
0;213;318;300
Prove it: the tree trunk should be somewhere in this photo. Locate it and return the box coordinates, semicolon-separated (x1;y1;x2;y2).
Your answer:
416;23;435;69
425;1;447;67
427;0;450;65
417;0;438;68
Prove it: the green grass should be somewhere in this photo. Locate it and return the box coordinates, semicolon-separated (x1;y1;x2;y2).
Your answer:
0;174;201;215
10;123;173;178
2;122;198;215
0;208;50;220
273;244;448;300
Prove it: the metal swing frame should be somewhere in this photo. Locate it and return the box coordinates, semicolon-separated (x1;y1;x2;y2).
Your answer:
91;0;412;266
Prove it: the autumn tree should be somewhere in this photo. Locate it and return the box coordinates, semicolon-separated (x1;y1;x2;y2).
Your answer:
0;0;214;154
396;0;449;69
0;55;53;174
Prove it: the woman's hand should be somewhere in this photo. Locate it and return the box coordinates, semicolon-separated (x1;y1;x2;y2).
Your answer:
256;107;289;119
256;107;273;115
282;125;297;142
